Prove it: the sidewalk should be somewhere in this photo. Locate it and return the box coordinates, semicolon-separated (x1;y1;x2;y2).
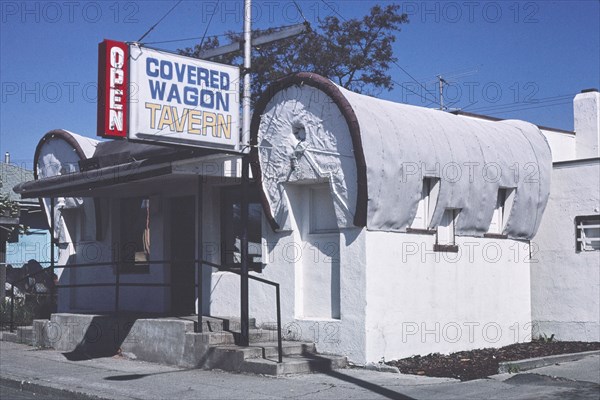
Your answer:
1;341;598;399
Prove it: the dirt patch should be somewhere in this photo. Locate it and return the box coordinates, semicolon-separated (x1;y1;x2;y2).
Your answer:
386;341;600;381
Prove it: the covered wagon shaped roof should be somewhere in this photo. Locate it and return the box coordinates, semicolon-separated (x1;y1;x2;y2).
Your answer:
250;73;551;239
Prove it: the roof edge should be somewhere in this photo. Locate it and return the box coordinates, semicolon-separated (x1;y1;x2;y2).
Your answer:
451;110;575;135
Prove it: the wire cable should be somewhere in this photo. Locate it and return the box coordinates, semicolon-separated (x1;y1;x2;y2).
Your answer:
319;0;439;106
293;0;309;24
143;33;231;46
138;0;184;42
483;101;571;116
199;0;220;49
468;94;575;113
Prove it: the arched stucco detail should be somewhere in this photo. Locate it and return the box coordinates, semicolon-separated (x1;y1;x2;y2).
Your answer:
250;73;367;230
33;130;100;263
252;73;552;240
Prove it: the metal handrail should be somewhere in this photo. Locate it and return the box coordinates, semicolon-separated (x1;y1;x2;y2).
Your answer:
203;260;283;363
2;258;284;364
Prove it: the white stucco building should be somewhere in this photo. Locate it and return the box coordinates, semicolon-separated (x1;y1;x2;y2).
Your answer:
14;75;599;364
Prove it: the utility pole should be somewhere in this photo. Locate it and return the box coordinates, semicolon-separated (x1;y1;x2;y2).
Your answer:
437;75;447;111
239;0;252;347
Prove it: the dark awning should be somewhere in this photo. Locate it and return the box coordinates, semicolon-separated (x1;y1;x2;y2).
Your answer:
14;137;229;199
14;158;175;199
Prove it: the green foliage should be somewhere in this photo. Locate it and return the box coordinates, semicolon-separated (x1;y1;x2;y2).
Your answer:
539;333;555;343
0;295;53;328
0;297;34;327
507;364;520;374
179;4;409;97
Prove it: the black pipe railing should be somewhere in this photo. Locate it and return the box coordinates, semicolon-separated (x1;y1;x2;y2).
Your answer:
203;260;283;363
2;258;283;363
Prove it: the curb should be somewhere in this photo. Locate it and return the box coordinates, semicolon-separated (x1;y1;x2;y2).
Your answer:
364;362;400;373
497;350;600;374
0;376;112;400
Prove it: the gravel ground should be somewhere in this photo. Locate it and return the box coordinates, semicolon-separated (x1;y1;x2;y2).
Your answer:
386;340;600;381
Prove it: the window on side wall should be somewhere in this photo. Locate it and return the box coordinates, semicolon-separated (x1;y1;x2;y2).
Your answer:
116;197;150;273
309;185;339;234
576;215;600;252
221;186;263;272
435;208;459;252
487;188;515;236
410;177;439;231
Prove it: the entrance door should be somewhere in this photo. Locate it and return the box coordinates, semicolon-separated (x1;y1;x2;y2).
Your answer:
170;196;196;315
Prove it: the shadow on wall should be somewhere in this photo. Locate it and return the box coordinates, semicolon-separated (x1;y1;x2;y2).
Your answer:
61;315;135;361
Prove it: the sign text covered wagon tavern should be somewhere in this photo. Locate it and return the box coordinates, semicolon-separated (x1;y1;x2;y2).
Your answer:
98;39;240;151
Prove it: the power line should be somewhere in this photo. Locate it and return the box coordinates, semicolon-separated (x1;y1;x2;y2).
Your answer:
292;0;309;24
138;0;184;42
143;33;232;46
199;0;220;49
143;24;304;46
318;0;440;107
468;94;575;113
484;101;571;116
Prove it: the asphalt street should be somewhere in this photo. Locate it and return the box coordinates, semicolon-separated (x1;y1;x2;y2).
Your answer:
0;341;598;399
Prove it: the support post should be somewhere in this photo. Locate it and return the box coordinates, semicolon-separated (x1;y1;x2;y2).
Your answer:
50;197;55;313
113;202;119;315
238;0;252;347
240;156;250;346
9;286;14;332
197;176;203;333
241;0;252;152
276;284;282;363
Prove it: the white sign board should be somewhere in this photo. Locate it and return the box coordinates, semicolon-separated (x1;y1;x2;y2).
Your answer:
128;45;240;150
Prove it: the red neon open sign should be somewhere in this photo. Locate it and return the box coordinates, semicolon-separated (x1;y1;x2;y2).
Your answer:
97;39;128;138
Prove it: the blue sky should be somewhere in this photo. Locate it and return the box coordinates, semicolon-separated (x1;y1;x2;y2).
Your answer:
1;0;599;166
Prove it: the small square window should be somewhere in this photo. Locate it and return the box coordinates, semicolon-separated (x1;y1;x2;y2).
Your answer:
437;209;457;246
576;215;600;252
488;188;515;235
411;177;439;230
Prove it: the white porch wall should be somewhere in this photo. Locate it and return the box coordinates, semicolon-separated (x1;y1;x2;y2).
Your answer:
364;231;532;361
208;211;369;362
532;159;600;341
58;195;170;314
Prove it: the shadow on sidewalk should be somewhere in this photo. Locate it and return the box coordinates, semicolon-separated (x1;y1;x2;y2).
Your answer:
102;353;416;399
304;353;416;400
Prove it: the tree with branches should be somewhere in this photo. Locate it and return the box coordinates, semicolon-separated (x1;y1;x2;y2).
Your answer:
179;4;409;97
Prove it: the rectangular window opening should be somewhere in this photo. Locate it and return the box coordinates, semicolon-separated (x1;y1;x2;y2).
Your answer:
435;208;459;252
309;185;339;234
116;197;150;274
221;186;264;272
488;188;515;235
410;177;439;231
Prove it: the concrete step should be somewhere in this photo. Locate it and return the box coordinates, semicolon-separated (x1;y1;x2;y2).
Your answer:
239;354;348;376
231;328;281;343
0;331;19;343
250;341;316;359
220;317;257;331
159;316;225;333
189;331;236;345
16;326;34;345
214;341;316;360
0;326;34;345
170;316;257;333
